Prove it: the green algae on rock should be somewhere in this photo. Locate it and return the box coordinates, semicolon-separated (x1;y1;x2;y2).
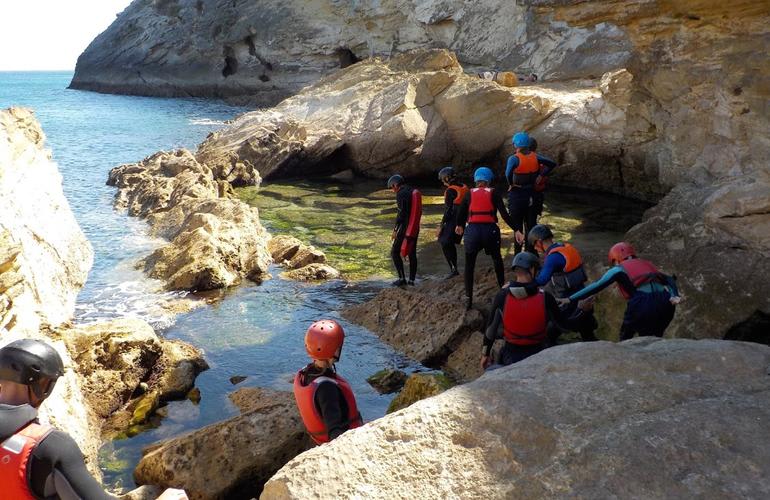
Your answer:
387;372;455;414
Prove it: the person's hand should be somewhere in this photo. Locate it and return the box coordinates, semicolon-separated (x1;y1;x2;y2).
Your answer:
577;296;595;311
391;230;396;241
157;489;188;500
670;296;682;305
514;231;525;245
455;226;464;236
480;355;493;371
556;297;571;307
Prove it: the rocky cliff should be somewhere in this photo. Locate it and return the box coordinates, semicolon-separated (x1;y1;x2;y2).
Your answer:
262;338;770;499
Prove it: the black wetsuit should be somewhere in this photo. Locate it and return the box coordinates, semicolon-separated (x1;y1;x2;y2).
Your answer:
0;404;115;500
505;152;557;253
299;365;352;441
391;184;417;282
438;186;463;272
483;283;579;365
456;188;516;306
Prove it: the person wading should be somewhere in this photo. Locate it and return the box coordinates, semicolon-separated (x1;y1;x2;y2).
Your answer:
387;174;421;286
436;166;468;279
455;166;523;310
481;253;594;370
0;339;187;500
293;320;363;444
528;224;598;342
558;242;681;340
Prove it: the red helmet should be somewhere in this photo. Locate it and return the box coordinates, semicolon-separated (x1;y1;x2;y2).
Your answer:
304;320;345;360
608;242;636;264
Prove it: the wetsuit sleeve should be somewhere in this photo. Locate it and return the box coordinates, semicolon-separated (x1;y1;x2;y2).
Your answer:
493;191;517;231
483;289;508;356
535;253;567;287
505;155;519;185
568;266;634;301
394;188;411;233
314;381;349;441
442;189;458;224
456;193;470;227
536;154;558;176
663;274;680;296
30;430;116;500
545;292;574;330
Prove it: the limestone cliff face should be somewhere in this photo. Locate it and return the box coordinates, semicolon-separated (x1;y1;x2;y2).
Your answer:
70;0;628;103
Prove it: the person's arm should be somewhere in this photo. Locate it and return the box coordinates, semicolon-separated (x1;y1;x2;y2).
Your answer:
32;431;117;500
483;289;508;356
505;156;518;186
394;188;411;233
568;266;633;302
536;154;558;176
663;274;679;297
441;188;457;224
493;191;517;232
534;252;566;287
455;193;470;228
545;292;580;331
314;381;349;441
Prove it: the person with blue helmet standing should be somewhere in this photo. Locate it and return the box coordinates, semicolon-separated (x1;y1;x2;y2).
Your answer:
455;166;522;310
505;132;558;254
436;166;468;279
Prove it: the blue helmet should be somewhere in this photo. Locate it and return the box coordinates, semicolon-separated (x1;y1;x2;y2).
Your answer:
513;132;530;148
387;174;404;189
473;166;494;183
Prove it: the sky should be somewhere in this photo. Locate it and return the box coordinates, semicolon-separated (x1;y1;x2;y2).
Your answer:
0;0;134;70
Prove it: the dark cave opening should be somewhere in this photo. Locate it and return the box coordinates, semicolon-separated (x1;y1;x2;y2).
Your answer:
724;310;770;346
336;48;361;69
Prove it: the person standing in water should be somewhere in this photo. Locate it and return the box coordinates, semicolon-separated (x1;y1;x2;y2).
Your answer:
293;320;363;444
436;166;468;279
387;174;422;286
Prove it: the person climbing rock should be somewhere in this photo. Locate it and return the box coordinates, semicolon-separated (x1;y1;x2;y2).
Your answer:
528;224;598;342
528;137;558;221
505;132;557;253
0;339;188;500
558;242;682;341
293;320;363;444
387;174;421;286
436;166;468;279
481;252;594;369
455;166;523;310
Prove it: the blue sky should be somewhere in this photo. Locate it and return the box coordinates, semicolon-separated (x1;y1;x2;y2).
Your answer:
0;0;133;70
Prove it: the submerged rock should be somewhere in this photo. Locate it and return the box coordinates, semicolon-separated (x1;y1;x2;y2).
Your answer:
366;369;408;395
135;388;311;499
280;263;340;282
386;372;454;414
262;339;770;499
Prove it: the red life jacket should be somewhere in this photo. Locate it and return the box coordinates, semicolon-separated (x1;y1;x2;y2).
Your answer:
617;258;662;300
545;243;588;297
446;184;469;206
293;370;363;444
502;290;548;345
400;189;422;257
467;187;497;223
534;157;548;192
0;422;53;500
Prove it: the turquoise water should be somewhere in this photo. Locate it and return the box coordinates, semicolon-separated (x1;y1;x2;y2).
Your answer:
1;72;420;492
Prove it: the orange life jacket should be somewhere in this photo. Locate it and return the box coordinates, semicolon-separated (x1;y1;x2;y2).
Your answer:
545;243;588;297
0;422;53;500
511;152;540;187
468;187;497;224
502;290;548;345
617;258;663;300
446;184;469;206
400;189;422;257
293;370;363;444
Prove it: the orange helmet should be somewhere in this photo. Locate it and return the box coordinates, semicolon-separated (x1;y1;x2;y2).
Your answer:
304;320;345;360
608;242;636;264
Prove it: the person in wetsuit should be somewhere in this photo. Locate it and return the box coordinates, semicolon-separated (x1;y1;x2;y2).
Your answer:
0;339;187;500
528;137;558;221
387;174;418;286
558;242;681;340
481;252;595;370
505;132;557;254
528;224;598;342
455;166;523;310
436;166;468;279
293;320;363;444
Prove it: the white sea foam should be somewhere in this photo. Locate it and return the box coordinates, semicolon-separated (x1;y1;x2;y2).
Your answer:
188;118;225;126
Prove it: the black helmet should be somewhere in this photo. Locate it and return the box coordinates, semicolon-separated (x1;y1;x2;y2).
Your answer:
438;166;455;183
511;251;540;271
0;339;64;401
527;224;554;247
386;174;404;189
529;137;538;152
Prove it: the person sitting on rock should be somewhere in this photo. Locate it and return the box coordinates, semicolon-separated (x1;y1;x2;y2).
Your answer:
293;320;363;444
558;242;681;341
387;174;421;287
505;132;557;254
527;137;558;223
0;339;187;500
436;166;468;279
455;167;523;310
481;253;594;370
528;224;598;342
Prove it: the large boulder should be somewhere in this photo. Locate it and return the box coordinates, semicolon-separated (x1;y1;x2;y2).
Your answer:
262;338;770;499
268;234;339;281
134;387;312;500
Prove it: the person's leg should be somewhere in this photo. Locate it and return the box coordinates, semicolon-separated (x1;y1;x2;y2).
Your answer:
639;292;676;337
524;199;538;253
408;241;418;283
500;342;545;366
508;195;526;254
391;235;406;284
490;245;505;287
464;250;478;309
441;241;458;273
620;297;641;340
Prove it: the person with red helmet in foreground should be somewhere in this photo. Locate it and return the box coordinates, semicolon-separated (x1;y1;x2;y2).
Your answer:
557;242;682;340
293;320;363;444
